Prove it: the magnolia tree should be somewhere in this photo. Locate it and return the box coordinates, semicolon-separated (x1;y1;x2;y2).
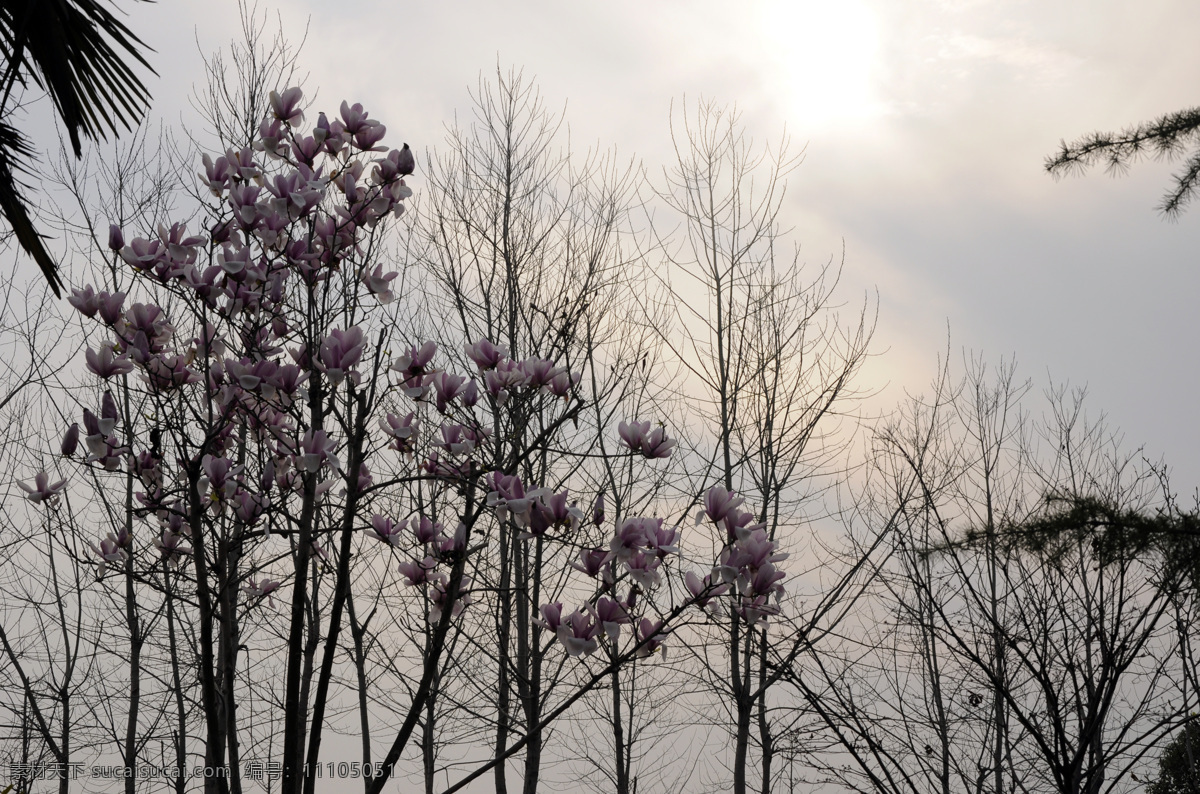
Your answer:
14;88;791;794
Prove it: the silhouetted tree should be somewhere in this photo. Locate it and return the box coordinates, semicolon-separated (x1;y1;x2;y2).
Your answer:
1149;723;1200;794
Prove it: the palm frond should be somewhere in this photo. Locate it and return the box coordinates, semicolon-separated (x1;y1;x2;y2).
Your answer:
0;0;156;156
0;122;62;296
0;0;156;296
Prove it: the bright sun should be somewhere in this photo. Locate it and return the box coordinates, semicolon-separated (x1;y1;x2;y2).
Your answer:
758;0;883;127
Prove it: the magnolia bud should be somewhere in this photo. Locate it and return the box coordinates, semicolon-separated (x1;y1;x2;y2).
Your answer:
396;143;415;176
61;423;80;456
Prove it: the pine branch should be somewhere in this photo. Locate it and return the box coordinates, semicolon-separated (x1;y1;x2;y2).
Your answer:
1046;106;1200;217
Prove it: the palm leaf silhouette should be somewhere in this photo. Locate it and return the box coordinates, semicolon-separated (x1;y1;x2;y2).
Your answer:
0;0;155;296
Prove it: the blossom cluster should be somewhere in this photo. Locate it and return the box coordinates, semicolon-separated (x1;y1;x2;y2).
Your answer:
17;88;775;670
33;88;415;579
691;485;789;626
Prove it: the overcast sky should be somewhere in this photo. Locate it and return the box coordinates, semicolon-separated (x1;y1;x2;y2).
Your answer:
123;0;1200;491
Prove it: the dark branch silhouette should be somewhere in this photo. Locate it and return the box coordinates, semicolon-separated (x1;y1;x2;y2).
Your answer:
1045;106;1200;217
0;0;155;296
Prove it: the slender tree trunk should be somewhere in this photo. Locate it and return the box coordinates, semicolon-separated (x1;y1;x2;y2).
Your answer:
166;568;188;794
281;468;317;794
304;399;369;794
124;554;142;794
758;630;772;794
58;689;69;794
494;522;512;794
423;667;439;794
347;589;374;793
520;536;545;794
732;612;751;794
190;465;230;794
612;656;628;794
220;540;244;794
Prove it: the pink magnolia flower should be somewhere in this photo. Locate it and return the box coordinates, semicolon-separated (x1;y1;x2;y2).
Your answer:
398;557;438;587
746;562;787;600
354;123;387;151
556;609;600;657
539;490;583;532
368;515;405;546
535;602;564;633
459;379;480;408
625;551;662;590
257;118;287;157
395;143;415;176
392;341;437;396
294;430;342;473
684;570;730;613
200;455;240;512
96;291;125;326
483;359;528;404
723;509;767;543
244;577;281;608
200;153;233;195
270;86;305;126
19;471;67;505
85;345;134;379
226;146;259;182
429;574;472;623
640;426;676;459
130;449;162;490
618;419;675;459
434;522;469;560
699;484;745;525
437;424;489;457
154;527;192;566
428;371;466;413
360;263;397;303
81;409;125;470
609;516;659;561
224;357;263;391
291;134;322;166
90;532;131;577
374;146;413;183
233;490;269;525
141;353;199;392
571;547;611;578
618;420;650;452
465;338;508;370
317;327;365;386
411;516;442;545
119;237;164;271
636;618;667;658
589;596;631;641
546;369;579;400
156;222;205;267
486;472;550;527
339;100;373;134
518;357;567;390
422;450;470;482
101;390;119;428
737;527;789;569
68;285;99;317
737;595;781;627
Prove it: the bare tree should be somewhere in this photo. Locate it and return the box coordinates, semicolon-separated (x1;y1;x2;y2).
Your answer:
411;65;669;794
647;97;874;794
789;357;1195;794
